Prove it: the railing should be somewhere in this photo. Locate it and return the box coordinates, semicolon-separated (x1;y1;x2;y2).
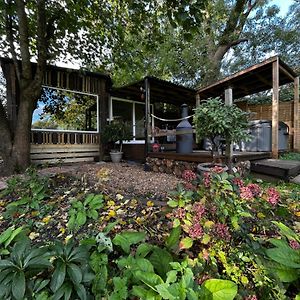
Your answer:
30;129;100;145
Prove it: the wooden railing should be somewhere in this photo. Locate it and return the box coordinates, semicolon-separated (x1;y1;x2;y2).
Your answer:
30;129;99;145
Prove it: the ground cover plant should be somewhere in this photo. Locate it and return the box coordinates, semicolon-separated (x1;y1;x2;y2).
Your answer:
0;164;299;299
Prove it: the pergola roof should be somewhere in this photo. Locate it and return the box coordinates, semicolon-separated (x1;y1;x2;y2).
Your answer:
111;76;196;106
197;56;298;101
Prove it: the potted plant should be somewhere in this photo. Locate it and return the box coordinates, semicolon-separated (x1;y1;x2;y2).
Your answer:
193;97;250;173
101;118;132;163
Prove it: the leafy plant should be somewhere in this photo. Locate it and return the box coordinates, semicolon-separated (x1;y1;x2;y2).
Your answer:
49;239;94;300
264;222;300;295
4;167;49;218
101;119;132;152
0;226;25;257
68;193;104;230
0;237;51;300
193;97;249;162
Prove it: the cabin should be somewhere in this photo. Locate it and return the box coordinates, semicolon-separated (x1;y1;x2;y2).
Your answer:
1;56;299;169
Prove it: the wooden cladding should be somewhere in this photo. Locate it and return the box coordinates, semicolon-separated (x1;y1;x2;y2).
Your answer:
43;69;106;94
30;130;99;145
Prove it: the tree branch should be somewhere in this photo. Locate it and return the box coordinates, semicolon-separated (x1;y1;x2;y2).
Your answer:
16;0;32;81
4;1;21;82
33;0;47;89
229;38;248;47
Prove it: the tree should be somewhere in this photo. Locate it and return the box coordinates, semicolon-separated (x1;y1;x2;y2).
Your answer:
0;0;138;175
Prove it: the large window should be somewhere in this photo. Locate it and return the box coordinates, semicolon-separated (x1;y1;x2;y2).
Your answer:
110;97;153;141
32;87;98;132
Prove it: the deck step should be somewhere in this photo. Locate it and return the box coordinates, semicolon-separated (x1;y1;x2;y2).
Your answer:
251;159;300;180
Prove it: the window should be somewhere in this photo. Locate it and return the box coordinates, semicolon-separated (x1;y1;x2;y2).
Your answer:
110;97;153;142
32;87;98;132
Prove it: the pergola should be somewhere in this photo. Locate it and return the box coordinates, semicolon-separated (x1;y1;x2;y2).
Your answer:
196;56;299;159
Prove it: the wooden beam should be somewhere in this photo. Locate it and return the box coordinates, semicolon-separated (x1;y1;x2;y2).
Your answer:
294;77;300;151
225;87;233;170
279;65;295;82
272;59;279;158
144;78;151;158
196;94;200;107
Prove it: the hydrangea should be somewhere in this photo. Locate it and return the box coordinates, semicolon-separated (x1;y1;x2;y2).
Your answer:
203;172;211;187
189;222;203;239
182;169;197;182
289;240;300;250
213;223;231;241
266;187;280;206
247;183;261;197
192;202;205;221
173;208;186;219
211;166;224;174
232;177;244;188
240;186;254;200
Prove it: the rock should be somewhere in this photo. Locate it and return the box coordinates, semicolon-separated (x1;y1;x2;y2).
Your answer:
0;180;8;191
290;174;300;184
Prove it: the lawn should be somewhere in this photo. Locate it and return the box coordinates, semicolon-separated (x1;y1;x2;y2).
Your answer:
0;163;299;300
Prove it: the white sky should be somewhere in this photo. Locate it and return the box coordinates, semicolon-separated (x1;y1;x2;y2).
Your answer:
271;0;294;15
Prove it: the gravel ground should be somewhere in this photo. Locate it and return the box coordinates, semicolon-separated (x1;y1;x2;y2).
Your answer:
35;161;184;200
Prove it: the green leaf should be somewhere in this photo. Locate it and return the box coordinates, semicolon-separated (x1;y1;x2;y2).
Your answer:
166;226;181;251
149;248;173;279
112;231;146;253
12;271;25;300
295;294;300;300
88;209;98;220
272;221;300;242
136;243;154;258
134;270;163;289
76;211;87;227
202;279;238;300
0;259;15;268
0;227;13;244
67;263;83;285
156;283;176;300
179;237;193;250
167;200;178;208
51;261;66;292
75;283;87;300
266;247;300;268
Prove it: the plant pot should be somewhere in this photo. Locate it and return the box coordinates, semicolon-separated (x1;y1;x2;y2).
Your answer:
110;151;123;163
197;163;228;176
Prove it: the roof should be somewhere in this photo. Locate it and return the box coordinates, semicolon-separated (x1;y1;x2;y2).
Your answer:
111;76;196;105
197;56;298;101
0;57;112;82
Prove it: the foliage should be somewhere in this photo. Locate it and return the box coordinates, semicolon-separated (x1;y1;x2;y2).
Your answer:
0;237;51;300
193;97;250;159
3;167;49;219
0;226;25;257
101;119;133;152
68;194;104;231
280;152;300;161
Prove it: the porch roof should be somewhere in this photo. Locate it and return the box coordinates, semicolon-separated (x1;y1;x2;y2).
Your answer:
111;76;196;106
197;56;298;100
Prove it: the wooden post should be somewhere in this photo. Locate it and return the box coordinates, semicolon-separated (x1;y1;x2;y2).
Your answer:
196;94;200;107
225;87;233;170
294;76;300;151
144;78;151;160
272;59;279;158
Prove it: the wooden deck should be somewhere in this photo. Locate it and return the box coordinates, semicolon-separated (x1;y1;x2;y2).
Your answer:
147;150;272;163
251;159;300;179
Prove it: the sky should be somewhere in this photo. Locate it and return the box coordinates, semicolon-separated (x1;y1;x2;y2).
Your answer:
271;0;294;15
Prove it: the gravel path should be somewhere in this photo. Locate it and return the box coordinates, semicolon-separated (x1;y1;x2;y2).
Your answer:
36;161;184;200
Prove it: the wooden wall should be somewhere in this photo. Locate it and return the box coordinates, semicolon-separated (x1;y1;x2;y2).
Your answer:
237;101;299;150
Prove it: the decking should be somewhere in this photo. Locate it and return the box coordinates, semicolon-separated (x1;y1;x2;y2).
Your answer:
147;150;272;163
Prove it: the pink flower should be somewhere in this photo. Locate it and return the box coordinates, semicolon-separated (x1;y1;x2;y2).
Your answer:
211;166;224;174
213;223;231;241
240;186;254;200
192;203;205;220
182;169;197;182
244;296;258;300
247;183;261;197
174;208;186;219
184;182;196;191
189;223;203;239
289;240;300;250
232;177;244;188
203;172;211;187
266;187;280;206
